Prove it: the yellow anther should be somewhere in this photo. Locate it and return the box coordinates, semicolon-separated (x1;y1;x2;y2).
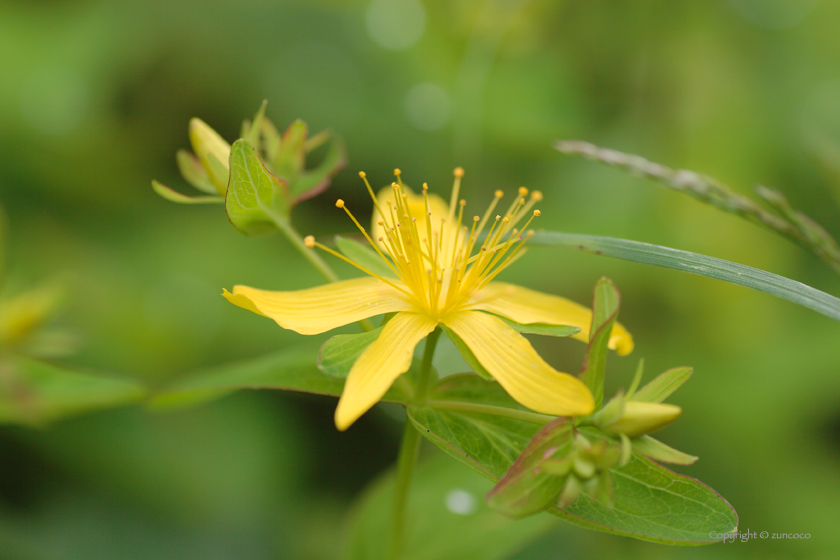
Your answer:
422;182;428;191
473;216;480;221
527;230;535;237
394;168;401;176
392;182;399;189
459;200;466;206
494;190;504;198
378;237;384;242
304;235;315;248
359;171;366;178
531;190;543;201
519;186;528;196
453;167;464;178
495;215;501;220
533;210;541;216
336;199;345;208
502;217;509;223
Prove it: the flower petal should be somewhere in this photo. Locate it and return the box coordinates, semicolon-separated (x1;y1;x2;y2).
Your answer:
223;277;413;335
441;311;595;416
335;312;437;430
470;282;634;355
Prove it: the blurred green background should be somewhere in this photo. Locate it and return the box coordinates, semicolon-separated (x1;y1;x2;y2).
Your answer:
1;0;840;558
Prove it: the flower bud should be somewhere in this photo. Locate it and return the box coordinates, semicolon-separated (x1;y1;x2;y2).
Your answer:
189;118;231;195
602;401;682;437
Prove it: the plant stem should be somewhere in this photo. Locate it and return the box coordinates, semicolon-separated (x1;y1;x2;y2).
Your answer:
388;328;441;560
272;214;339;282
388;416;421;560
426;400;555;425
414;327;441;404
270;213;373;331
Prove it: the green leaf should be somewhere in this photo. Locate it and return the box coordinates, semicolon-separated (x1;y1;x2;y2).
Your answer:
530;231;840;322
343;455;555;560
438;325;494;381
318;327;383;378
632;435;698;465
579;278;621;408
225;139;290;234
151;180;224;204
409;375;548;479
176;149;218;194
0;356;146;425
289;134;346;203
487;418;574;518
150;343;411;410
241;99;268;148
555;444;736;544
498;316;580;337
631;366;693;403
335;236;396;278
273;119;307;181
408;376;737;544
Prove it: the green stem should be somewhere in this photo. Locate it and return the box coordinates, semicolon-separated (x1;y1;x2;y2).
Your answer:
389;328;441;560
388;416;421;560
272;213;339;282
270;213;373;331
414;328;442;404
426;400;555;425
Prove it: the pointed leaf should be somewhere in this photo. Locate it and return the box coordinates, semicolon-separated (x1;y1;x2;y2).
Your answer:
631;367;692;403
0;356;146;425
343;456;554;560
273;119;307;181
318;326;384;378
226;139;290;234
151;181;224;204
290;135;347;203
241;99;268;148
176;149;218;194
498;316;580;337
579;278;621;408
487;418;574;518
151;343;411;410
335;235;397;278
530;231;840;323
632;435;698;465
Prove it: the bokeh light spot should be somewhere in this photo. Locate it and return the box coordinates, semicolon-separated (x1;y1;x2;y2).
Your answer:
404;83;451;131
444;488;477;515
728;0;821;29
365;0;426;51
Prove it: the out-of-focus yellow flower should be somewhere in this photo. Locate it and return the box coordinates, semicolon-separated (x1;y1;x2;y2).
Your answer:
224;169;633;430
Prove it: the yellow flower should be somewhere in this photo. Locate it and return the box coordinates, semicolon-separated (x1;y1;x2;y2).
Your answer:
224;169;633;430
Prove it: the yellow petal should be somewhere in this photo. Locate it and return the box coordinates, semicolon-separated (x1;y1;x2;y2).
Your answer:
222;277;413;335
335;312;437;430
441;310;595;416
470;282;634;356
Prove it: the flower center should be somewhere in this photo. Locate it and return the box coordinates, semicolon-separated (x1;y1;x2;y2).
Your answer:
305;169;542;320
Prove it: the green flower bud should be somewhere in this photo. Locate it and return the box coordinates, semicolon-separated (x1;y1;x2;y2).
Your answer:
189;118;231;195
602;401;682;437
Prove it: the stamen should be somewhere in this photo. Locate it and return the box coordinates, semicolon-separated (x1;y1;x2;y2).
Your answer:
336;199;402;278
448;167;464;224
477;190;503;234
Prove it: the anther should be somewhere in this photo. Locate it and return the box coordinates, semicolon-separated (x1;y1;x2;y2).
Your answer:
503;217;509;223
533;210;541;216
519;186;529;196
422;182;428;191
392;182;399;189
495;215;501;220
394;168;401;176
358;171;366;178
454;167;464;178
531;191;543;201
304;235;315;248
494;190;504;198
335;199;345;208
473;216;480;221
459;200;466;206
